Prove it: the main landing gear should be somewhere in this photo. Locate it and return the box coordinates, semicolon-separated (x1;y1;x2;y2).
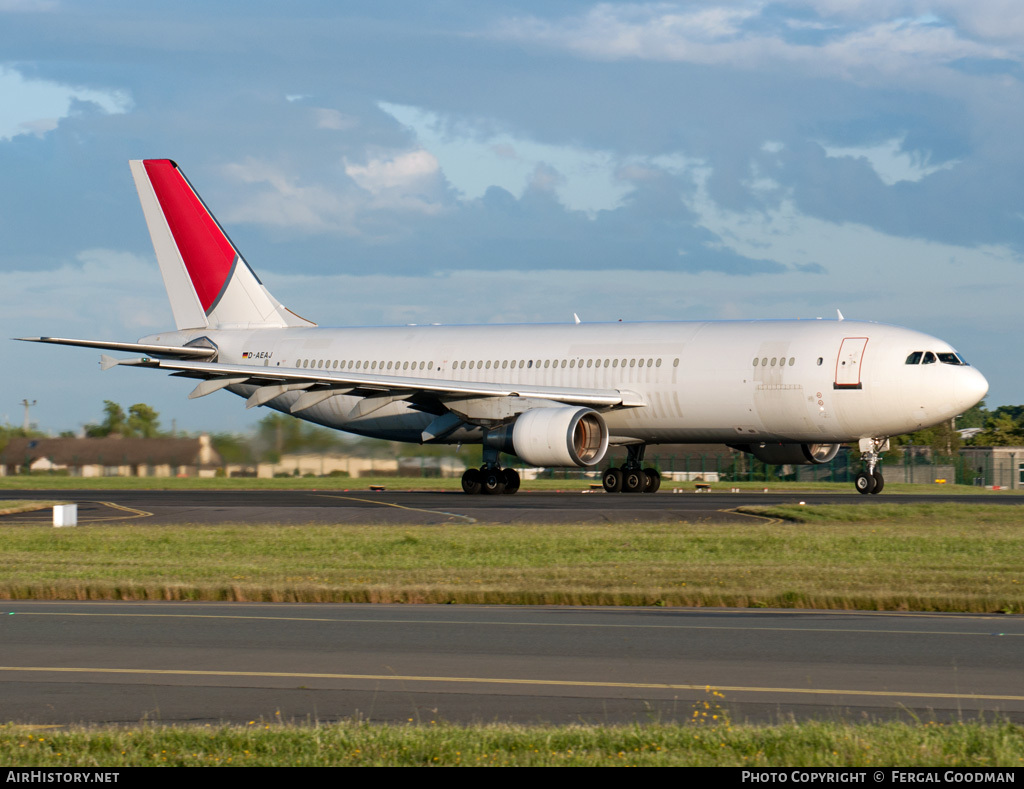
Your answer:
602;444;661;494
854;437;889;495
461;466;520;495
461;444;521;495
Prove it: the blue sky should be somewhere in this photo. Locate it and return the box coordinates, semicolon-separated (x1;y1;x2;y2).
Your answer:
1;0;1021;434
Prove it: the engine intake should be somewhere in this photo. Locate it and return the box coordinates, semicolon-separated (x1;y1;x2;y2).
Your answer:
486;406;609;467
731;442;841;465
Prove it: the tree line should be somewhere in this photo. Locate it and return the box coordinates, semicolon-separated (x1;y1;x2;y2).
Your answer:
3;399;1023;463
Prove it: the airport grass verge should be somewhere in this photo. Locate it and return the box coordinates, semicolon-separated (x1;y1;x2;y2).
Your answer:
0;503;1022;611
2;719;1022;767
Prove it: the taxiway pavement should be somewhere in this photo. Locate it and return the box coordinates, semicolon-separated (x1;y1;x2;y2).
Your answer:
1;489;1021;526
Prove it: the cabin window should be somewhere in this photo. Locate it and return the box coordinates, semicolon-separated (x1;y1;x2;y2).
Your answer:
789;358;795;366
816;358;823;366
570;359;576;368
771;358;777;367
673;358;680;368
656;358;662;368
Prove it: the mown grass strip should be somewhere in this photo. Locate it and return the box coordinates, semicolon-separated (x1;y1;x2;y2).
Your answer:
2;720;1022;767
0;501;59;516
1;504;1022;611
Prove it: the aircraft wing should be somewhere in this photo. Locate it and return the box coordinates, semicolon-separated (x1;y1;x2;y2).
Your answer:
96;356;646;420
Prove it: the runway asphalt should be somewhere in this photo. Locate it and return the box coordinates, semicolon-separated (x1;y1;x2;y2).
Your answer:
2;488;1022;525
3;602;1022;726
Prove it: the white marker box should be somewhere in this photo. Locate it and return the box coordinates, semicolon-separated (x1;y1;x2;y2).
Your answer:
53;504;77;527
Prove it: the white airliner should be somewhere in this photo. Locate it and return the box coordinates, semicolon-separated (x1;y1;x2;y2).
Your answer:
21;160;988;495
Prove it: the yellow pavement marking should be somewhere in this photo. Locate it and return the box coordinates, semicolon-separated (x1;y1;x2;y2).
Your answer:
0;500;152;524
313;493;476;523
0;665;1021;702
8;610;1021;637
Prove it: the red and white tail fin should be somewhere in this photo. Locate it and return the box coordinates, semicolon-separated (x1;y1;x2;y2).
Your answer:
129;159;314;330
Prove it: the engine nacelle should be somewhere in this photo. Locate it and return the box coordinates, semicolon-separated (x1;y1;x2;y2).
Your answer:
731;442;841;465
487;406;609;467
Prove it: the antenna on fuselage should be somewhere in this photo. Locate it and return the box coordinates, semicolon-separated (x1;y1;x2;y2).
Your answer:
573;313;581;324
837;309;845;321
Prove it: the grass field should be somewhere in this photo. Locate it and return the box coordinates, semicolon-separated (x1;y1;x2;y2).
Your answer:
1;503;1021;611
3;719;1022;767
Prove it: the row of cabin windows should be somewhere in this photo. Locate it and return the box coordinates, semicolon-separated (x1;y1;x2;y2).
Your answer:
295;357;682;372
753;357;796;368
298;359;435;371
451;357;674;370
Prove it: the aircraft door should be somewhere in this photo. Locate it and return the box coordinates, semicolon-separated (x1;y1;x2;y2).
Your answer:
834;337;868;390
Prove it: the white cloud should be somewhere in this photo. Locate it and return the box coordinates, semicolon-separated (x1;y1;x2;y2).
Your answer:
379;101;695;215
0;65;131;141
493;3;1018;79
220;158;363;233
313;108;357;131
822;136;959;184
344;149;446;215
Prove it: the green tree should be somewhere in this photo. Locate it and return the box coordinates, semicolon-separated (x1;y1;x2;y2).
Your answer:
84;401;127;437
84;401;162;438
972;409;1024;446
127;403;161;438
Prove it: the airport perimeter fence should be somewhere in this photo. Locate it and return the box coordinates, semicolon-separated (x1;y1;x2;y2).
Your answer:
529;450;1022;489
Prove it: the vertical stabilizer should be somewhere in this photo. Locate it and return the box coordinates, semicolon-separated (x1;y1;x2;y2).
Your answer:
130;159;314;330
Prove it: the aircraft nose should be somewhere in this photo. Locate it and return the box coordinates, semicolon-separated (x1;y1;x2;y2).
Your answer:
956;366;989;410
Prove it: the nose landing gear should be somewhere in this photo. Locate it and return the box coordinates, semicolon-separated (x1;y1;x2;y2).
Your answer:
855;438;889;495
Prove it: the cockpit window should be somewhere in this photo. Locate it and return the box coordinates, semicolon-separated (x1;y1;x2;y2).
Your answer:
905;352;922;365
938;353;965;365
922;352;937;364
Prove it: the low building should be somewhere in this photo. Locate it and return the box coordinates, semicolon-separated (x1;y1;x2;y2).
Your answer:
240;453;466;479
959;446;1024;490
0;434;222;478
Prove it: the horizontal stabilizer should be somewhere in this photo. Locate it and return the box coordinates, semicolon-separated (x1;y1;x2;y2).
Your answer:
17;336;217;358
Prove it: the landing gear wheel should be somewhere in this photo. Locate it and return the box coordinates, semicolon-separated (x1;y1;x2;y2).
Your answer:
480;468;506;495
461;468;482;495
643;468;661;494
622;467;645;493
871;470;884;495
602;468;623;493
501;467;521;494
854;472;876;495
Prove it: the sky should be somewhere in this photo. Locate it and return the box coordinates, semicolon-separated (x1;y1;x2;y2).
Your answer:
1;0;1021;435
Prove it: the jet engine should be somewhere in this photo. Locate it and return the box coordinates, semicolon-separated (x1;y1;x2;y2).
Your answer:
730;442;841;465
485;406;609;467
